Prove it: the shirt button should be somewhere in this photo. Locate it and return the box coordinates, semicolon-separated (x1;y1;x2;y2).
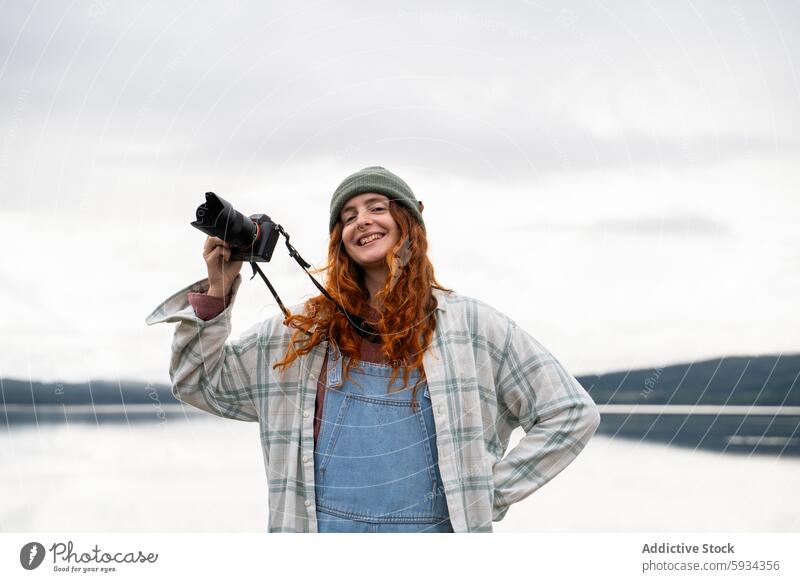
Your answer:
304;499;311;507
302;455;308;463
303;410;310;418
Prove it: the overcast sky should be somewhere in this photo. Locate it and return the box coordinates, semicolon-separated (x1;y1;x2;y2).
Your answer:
1;0;798;384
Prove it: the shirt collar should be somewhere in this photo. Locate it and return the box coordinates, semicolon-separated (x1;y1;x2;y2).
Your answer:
432;288;448;312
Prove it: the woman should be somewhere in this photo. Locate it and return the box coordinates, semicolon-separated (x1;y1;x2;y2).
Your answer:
146;166;601;533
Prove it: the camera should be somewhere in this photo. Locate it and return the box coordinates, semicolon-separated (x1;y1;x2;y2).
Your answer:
189;191;381;343
190;192;280;262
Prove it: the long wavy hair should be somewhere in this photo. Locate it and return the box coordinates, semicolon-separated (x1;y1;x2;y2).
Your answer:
273;201;450;406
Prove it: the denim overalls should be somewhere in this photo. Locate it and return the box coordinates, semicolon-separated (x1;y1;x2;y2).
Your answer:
314;343;453;533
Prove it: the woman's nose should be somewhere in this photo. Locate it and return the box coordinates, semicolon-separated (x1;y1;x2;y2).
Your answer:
356;212;372;229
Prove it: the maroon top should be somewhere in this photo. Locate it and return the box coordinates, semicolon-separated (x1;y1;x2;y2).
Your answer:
187;292;387;448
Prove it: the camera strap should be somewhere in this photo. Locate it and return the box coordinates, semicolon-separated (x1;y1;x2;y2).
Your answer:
248;224;381;344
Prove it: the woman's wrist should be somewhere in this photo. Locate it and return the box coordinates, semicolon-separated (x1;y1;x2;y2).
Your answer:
206;284;229;298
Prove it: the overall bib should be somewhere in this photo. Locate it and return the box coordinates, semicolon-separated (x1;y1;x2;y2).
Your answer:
314;344;453;533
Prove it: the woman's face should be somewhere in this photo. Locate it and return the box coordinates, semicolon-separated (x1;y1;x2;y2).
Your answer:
339;193;401;269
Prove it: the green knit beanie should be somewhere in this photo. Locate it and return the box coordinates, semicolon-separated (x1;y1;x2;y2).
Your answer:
329;166;425;233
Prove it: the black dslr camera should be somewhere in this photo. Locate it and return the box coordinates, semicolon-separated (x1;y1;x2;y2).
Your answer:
190;192;280;262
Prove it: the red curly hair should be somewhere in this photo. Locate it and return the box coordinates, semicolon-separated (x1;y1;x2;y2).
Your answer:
273;201;450;406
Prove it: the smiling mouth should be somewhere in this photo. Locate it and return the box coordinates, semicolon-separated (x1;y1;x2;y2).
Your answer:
358;233;384;246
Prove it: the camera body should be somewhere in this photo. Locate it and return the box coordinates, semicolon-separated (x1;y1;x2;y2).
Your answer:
190;192;280;262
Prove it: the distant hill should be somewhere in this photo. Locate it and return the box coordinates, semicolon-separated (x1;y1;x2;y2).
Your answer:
577;354;800;406
0;379;176;406
575;354;800;456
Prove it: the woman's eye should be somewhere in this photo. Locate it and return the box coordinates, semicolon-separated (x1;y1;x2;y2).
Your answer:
371;204;387;212
343;215;355;224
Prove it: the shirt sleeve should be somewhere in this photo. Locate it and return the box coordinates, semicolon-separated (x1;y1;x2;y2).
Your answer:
490;318;601;521
145;275;260;422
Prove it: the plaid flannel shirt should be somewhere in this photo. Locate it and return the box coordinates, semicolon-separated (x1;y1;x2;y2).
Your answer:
146;276;600;532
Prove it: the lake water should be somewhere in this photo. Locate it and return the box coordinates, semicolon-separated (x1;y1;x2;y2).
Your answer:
1;416;798;532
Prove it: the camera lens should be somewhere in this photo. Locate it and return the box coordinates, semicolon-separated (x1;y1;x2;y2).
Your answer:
191;192;257;247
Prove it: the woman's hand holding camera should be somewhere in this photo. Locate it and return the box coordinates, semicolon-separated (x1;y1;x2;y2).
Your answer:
204;236;243;298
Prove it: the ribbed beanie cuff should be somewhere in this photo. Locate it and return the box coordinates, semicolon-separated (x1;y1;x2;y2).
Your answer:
329;166;424;233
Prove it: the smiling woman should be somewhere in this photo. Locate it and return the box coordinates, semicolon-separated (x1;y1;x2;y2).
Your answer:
342;195;399;258
146;165;601;533
339;193;403;300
